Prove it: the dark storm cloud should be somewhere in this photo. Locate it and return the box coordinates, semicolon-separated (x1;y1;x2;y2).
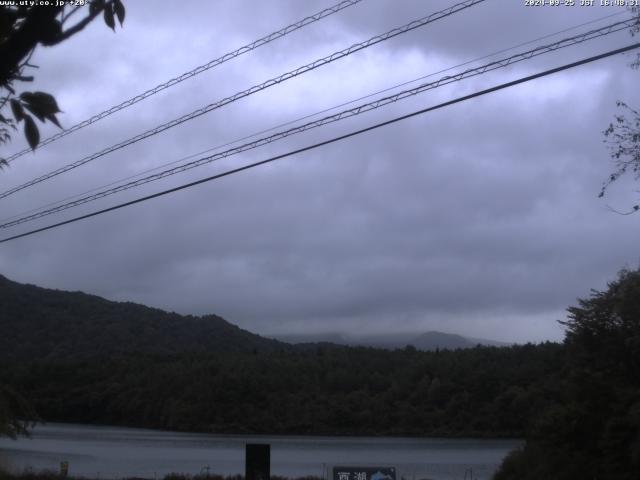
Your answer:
1;0;639;343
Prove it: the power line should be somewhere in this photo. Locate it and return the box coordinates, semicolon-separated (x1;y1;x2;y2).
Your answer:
0;0;486;200
1;16;634;230
3;0;365;164
2;42;638;245
3;9;623;226
2;16;632;228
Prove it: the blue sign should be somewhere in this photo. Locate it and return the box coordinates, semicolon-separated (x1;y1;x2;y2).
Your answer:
333;466;396;480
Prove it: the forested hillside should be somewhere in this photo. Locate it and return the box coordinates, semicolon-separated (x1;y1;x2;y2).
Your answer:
0;343;564;437
0;274;283;360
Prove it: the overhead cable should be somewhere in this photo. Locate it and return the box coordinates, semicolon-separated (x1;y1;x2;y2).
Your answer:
1;16;635;230
1;42;638;244
0;0;486;200
4;8;623;226
3;0;365;163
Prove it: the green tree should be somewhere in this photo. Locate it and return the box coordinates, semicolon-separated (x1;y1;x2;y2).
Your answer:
0;0;125;164
495;268;640;479
562;268;640;383
0;385;36;438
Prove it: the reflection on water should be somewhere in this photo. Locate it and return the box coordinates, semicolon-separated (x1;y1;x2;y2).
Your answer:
0;450;15;473
0;423;521;480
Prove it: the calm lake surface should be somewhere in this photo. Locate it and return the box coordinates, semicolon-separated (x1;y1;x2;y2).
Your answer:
0;423;521;480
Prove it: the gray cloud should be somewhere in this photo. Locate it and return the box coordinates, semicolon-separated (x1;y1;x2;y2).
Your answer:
1;0;639;344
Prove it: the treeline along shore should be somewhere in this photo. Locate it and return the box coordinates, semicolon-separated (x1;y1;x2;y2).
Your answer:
0;343;563;437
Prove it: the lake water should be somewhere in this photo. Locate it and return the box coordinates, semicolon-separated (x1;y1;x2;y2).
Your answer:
0;423;521;480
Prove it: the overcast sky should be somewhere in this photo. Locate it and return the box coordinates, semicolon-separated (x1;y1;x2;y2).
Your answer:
1;0;639;342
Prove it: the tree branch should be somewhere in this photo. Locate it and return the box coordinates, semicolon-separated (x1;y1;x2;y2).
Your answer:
605;204;640;215
57;3;108;43
0;7;63;87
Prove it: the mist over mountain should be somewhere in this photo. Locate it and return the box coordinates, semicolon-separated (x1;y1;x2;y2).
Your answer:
273;330;508;351
1;273;508;362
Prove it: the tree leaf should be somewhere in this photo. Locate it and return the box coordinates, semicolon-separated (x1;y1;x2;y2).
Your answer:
104;4;115;31
24;115;39;150
23;103;45;122
20;91;62;125
45;113;62;129
90;0;106;15
114;0;125;26
34;92;61;113
20;91;61;114
10;99;24;122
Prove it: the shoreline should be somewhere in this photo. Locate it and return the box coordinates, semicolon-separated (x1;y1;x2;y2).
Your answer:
20;421;525;442
0;471;324;480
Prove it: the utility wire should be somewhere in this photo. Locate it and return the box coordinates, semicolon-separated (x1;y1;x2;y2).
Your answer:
1;16;634;231
3;9;624;225
0;0;486;200
3;9;627;224
0;8;629;227
3;0;365;163
1;42;638;245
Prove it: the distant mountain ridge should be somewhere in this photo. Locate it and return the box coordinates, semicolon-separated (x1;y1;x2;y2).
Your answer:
0;274;507;362
0;274;284;361
273;330;508;351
